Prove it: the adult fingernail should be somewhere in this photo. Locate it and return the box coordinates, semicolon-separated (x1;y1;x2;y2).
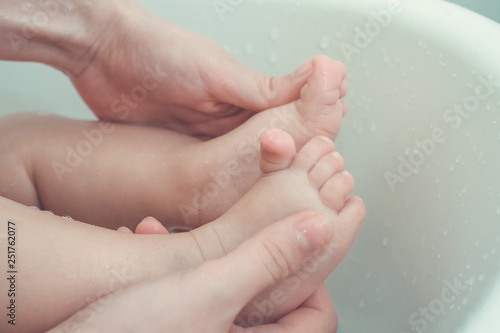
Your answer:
293;61;312;79
295;213;332;251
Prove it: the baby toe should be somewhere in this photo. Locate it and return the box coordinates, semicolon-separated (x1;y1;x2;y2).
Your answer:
319;170;355;212
291;136;336;172
259;128;297;174
308;151;345;189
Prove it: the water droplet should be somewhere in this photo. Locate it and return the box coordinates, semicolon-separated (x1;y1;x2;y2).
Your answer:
83;1;93;9
351;120;359;130
64;2;74;12
412;275;418;285
270;28;281;41
382;237;388;246
497;207;500;215
418;40;428;48
22;2;34;12
244;43;254;56
463;297;468;305
371;123;377;132
319;35;330;50
358;300;365;308
478;274;485;282
62;215;74;220
469;276;476;285
497;132;500;141
29;206;40;210
450;163;455;172
44;210;54;215
466;263;471;270
268;51;279;64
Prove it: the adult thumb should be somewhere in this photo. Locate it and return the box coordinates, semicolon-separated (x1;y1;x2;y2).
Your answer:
215;59;313;112
219;211;333;313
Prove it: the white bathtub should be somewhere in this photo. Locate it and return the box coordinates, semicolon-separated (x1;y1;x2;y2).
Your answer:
445;0;500;23
1;0;500;332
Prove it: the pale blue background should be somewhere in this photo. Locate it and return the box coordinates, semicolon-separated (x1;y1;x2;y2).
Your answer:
446;0;500;22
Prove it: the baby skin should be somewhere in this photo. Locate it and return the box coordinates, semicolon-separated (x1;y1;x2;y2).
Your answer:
0;55;363;330
78;130;365;328
0;55;347;232
0;130;364;331
194;128;366;324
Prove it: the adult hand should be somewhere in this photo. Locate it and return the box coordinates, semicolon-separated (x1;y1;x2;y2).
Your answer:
120;216;339;331
69;0;311;138
0;0;309;138
51;212;338;332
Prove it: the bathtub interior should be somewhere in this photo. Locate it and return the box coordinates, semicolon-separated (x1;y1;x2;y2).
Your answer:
0;62;95;120
445;0;500;23
1;0;500;332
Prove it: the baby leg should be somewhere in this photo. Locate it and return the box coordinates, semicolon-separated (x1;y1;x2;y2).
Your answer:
0;196;204;333
0;112;200;230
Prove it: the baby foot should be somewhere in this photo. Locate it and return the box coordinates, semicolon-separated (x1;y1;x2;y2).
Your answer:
176;56;348;227
190;129;366;322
